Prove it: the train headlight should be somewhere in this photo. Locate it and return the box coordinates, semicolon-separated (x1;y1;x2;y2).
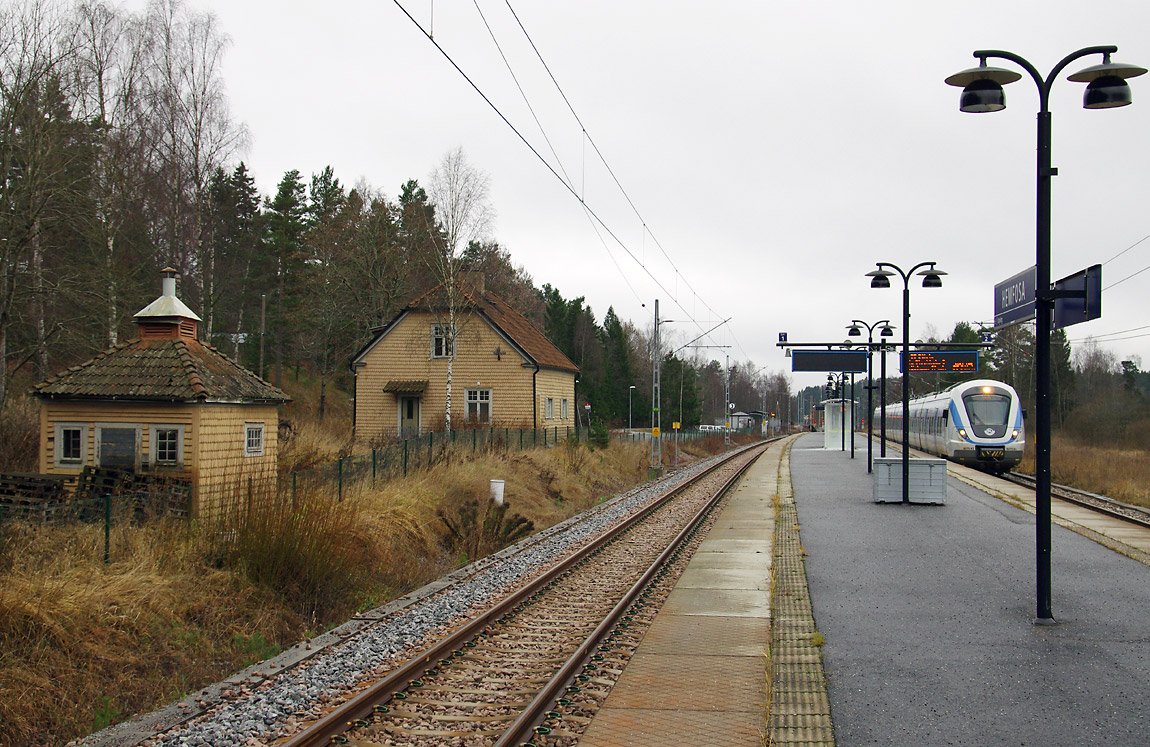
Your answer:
1012;429;1019;439
958;428;967;438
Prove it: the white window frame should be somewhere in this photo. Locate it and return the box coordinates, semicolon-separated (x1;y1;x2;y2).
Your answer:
561;398;569;420
430;324;455;359
466;388;492;424
244;422;266;457
54;422;88;468
545;397;555;420
149;424;185;467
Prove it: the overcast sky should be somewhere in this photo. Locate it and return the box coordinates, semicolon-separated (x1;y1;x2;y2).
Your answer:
156;0;1150;393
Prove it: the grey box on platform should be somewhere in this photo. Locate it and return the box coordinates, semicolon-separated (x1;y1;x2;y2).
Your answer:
873;457;947;504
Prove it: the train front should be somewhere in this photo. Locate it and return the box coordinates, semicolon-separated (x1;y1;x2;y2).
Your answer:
950;382;1024;472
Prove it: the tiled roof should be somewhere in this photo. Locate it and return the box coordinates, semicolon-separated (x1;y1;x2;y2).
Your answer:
405;282;578;373
33;337;289;404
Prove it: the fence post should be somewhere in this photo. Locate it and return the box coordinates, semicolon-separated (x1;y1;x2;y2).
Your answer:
103;494;111;565
428;432;434;469
473;428;477;451
505;427;509;451
403;439;408;477
292;471;297;510
519;428;523;450
338;457;344;502
372;449;377;486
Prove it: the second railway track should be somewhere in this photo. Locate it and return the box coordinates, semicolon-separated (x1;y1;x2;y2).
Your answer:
276;441;771;747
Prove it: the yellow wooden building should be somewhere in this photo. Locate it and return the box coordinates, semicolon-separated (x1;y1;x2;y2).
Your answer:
32;269;289;516
351;275;579;442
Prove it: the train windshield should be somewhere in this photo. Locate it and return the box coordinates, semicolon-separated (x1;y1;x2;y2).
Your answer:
963;393;1010;427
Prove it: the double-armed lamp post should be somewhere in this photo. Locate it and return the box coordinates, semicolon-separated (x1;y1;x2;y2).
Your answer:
848;319;893;473
944;45;1145;623
865;262;945;504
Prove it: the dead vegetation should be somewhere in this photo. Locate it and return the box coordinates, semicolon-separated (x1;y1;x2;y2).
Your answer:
0;419;667;745
1019;432;1150;508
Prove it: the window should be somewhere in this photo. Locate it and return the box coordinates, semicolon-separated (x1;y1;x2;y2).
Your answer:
431;324;454;359
150;425;184;466
466;388;492;423
561;398;569;420
54;423;87;467
245;422;265;457
545;397;555;419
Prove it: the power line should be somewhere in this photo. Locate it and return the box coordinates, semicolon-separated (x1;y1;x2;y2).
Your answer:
1104;261;1150;291
501;0;726;337
392;0;723;340
1101;231;1150;266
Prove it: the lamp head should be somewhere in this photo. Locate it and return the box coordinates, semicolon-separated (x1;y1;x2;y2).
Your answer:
866;268;893;289
918;265;946;288
945;60;1021;113
1068;53;1145;109
848;325;862;337
880;325;895;337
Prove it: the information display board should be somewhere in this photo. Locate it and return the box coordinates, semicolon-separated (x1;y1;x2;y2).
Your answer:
791;349;867;373
901;350;979;372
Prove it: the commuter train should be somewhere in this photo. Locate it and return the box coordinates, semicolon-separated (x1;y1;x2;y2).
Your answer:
875;379;1024;473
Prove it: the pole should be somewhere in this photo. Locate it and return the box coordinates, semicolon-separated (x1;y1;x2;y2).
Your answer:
880;342;887;457
866;336;874;472
1035;107;1054;621
902;280;911;504
850;373;855;459
652;300;662;473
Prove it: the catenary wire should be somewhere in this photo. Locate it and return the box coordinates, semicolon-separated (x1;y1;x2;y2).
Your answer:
1101;231;1150;267
392;0;721;337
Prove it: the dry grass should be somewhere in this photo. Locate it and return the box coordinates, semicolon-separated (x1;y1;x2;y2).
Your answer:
0;432;662;745
1018;433;1150;508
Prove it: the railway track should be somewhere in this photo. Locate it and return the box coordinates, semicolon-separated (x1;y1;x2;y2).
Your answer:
273;441;769;747
1003;471;1150;530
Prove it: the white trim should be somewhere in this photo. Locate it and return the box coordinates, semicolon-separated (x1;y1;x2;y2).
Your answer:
53;422;88;469
244;422;266;457
149;424;185;467
466;388;493;424
430;323;456;359
545;397;555;420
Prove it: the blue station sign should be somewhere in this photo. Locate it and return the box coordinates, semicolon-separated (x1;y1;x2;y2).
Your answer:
994;265;1036;328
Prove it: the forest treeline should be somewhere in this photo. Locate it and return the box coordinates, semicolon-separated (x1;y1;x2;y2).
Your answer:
3;0;1144;448
0;0;789;434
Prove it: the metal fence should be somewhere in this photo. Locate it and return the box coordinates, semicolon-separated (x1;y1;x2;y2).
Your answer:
285;426;721;502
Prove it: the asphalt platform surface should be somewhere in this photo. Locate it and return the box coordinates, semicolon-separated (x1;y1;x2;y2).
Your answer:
789;432;1150;746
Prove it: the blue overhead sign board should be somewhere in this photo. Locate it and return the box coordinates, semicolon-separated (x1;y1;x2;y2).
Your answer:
791;349;867;373
994;265;1036;327
1052;264;1101;330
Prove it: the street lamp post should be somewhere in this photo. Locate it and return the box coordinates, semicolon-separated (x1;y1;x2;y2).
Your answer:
865;262;946;504
628;385;636;431
946;46;1145;623
849;319;893;473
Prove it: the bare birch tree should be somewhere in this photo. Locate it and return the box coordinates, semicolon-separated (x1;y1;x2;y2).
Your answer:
426;147;493;430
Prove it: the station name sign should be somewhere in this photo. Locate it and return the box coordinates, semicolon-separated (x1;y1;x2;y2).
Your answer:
994;265;1036;327
901;350;979;373
791;349;867;373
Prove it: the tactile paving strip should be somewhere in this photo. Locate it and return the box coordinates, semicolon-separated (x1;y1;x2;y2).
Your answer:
768;439;835;745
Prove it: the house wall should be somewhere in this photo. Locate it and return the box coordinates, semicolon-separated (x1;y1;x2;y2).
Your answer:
39;400;196;476
354;309;577;442
193;403;280;518
37;398;279;518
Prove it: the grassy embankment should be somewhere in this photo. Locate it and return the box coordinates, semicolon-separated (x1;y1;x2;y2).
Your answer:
0;377;731;745
1018;432;1150;509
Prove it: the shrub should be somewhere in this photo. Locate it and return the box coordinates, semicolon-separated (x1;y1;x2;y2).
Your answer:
589;419;609;449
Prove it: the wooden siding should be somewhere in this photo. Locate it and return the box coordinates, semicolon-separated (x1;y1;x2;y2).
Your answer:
37;399;278;518
39;401;196;475
192;404;279;517
354;309;577;442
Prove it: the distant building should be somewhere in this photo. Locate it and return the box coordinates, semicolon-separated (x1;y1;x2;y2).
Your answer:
32;269;289;516
351;274;579;441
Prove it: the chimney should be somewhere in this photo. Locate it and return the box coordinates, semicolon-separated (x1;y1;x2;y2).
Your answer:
133;267;202;340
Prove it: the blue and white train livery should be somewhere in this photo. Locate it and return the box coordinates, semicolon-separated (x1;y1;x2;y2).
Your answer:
875;379;1025;473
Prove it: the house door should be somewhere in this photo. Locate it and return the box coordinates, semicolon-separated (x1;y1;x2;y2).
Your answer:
399;397;421;438
98;426;138;470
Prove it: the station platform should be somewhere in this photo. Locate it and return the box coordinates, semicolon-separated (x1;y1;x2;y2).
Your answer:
791;431;1150;745
580;432;1150;745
